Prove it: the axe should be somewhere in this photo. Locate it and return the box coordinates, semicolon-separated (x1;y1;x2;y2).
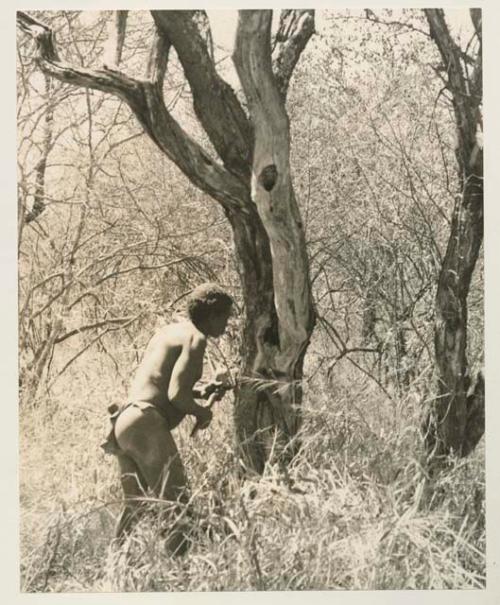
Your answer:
191;368;236;437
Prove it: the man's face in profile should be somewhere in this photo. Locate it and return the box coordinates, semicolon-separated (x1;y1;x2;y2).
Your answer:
209;306;232;338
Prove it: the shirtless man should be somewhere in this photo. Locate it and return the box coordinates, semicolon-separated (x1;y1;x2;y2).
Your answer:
111;283;233;548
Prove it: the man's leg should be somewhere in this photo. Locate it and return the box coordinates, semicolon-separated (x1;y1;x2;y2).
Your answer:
115;453;148;542
114;404;190;553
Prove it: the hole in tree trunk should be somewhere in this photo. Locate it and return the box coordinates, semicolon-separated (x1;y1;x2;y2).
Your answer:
259;164;278;192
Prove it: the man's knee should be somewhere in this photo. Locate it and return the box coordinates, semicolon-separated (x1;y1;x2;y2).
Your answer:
146;458;186;500
120;471;147;498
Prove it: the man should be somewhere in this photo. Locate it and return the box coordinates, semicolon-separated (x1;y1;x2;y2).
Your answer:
107;283;233;549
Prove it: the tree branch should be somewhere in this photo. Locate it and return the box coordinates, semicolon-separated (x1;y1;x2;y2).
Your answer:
470;8;482;44
112;10;128;67
146;24;170;90
26;73;53;223
92;256;204;286
54;317;132;344
424;10;466;92
360;10;431;39
272;9;315;101
424;9;481;168
151;10;253;182
17;11;144;99
50;314;142;384
468;9;482;102
17;10;251;214
138;81;250;212
424;11;477;132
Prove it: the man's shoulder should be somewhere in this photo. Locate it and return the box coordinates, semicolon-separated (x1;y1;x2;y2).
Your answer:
157;321;206;348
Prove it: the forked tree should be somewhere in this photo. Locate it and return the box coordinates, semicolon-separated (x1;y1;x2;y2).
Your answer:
17;9;316;473
424;9;484;459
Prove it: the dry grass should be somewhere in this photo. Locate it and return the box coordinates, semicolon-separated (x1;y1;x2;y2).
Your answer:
19;353;485;592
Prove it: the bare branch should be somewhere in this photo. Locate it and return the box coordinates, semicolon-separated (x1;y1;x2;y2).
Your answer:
17;11;142;98
17;10;251;213
470;8;482;44
50;314;142;384
360;10;431;39
138;81;251;212
146;25;169;90
25;73;53;223
424;9;481;163
54;317;132;344
152;10;253;181
113;11;128;67
93;256;204;286
272;9;315;100
233;11;287;149
103;11;128;68
468;10;482;102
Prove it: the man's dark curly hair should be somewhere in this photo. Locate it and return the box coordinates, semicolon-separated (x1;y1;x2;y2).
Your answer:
186;283;233;325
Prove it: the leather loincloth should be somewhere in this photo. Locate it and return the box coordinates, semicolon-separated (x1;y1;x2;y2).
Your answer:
100;400;170;455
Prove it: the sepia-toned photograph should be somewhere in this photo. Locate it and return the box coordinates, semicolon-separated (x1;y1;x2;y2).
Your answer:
16;7;485;592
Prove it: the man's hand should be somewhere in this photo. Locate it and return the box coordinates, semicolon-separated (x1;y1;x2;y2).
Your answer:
191;393;222;436
193;405;213;431
191;379;234;437
200;381;223;398
197;368;236;400
207;388;226;404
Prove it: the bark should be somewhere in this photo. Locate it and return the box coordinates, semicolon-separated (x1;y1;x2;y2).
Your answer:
113;11;128;67
272;10;315;101
233;11;316;470
233;11;315;368
18;9;316;473
424;10;483;459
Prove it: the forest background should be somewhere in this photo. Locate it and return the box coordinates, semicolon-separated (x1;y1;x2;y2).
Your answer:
3;1;500;599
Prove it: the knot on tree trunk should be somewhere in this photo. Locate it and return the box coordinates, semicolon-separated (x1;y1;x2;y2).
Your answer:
258;164;278;191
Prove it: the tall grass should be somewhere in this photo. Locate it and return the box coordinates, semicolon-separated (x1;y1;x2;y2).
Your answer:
19;352;485;592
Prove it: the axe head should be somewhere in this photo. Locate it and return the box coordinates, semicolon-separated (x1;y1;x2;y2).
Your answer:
213;367;238;387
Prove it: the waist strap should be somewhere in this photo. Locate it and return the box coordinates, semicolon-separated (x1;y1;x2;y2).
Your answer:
127;400;170;421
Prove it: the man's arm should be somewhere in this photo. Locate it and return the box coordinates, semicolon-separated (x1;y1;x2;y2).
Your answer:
167;335;210;420
192;386;209;399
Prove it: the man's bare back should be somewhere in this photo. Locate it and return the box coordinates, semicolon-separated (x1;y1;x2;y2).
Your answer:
128;320;207;430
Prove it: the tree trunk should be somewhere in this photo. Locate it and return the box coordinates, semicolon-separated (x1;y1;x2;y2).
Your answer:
232;11;316;471
17;9;316;473
231;211;308;472
425;157;484;458
424;9;484;459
